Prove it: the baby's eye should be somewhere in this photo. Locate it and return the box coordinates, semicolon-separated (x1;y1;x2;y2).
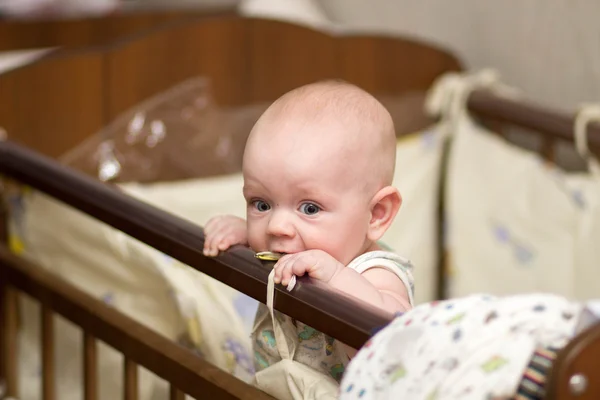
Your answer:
252;200;271;212
299;202;321;215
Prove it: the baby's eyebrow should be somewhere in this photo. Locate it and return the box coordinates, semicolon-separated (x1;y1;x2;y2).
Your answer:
242;185;261;197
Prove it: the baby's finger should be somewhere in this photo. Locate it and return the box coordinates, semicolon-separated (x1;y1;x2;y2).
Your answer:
203;226;229;256
203;234;215;255
217;239;233;251
273;254;293;284
209;231;236;256
281;256;303;286
290;254;317;277
202;223;221;252
203;216;224;234
272;261;285;284
217;229;242;250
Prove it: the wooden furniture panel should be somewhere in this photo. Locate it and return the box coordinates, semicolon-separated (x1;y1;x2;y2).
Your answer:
1;15;463;159
105;16;251;118
338;35;462;95
0;53;104;157
248;18;337;102
0;8;236;51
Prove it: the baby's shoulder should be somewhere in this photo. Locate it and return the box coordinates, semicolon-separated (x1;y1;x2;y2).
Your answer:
348;249;415;306
348;250;414;272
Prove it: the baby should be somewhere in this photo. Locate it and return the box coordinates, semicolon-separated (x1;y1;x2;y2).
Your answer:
203;80;414;382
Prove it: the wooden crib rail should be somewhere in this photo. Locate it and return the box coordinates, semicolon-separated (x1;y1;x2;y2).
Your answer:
468;89;600;156
0;139;393;350
0;245;275;400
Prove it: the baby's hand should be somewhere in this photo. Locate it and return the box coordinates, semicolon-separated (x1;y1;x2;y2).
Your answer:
273;250;344;287
203;215;247;257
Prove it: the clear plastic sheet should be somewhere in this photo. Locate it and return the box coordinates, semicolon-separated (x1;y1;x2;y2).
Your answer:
59;76;431;184
60;77;269;184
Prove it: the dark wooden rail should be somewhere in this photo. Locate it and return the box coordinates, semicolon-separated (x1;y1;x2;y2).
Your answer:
468;90;600;148
0;139;393;350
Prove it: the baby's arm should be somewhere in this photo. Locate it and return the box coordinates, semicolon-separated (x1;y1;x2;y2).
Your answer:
274;250;410;359
329;267;411;359
275;251;410;315
329;267;411;314
202;215;247;256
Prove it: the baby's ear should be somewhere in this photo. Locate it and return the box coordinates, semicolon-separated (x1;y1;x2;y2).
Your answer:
367;186;402;242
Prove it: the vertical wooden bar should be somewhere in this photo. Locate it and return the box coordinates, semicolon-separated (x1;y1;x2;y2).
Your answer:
170;385;185;400
0;186;6;399
0;179;19;398
435;129;451;300
541;136;556;163
124;358;138;400
41;305;55;400
0;287;18;398
481;119;507;138
84;333;97;400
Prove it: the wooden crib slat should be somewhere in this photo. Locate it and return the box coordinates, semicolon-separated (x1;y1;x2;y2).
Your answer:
41;305;55;400
170;385;185;400
541;136;556;163
124;358;138;400
0;185;17;398
0;242;274;400
84;333;97;400
0;286;18;398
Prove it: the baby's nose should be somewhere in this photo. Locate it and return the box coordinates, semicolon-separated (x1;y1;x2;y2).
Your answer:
266;210;296;238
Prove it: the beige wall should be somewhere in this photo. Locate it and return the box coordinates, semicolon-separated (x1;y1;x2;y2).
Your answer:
320;0;600;110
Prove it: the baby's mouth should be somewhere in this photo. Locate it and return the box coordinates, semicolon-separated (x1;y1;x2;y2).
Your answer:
254;251;297;292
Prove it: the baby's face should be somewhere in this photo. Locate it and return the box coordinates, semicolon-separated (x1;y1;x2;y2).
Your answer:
242;117;374;265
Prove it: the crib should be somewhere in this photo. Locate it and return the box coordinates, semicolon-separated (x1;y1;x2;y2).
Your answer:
1;12;600;400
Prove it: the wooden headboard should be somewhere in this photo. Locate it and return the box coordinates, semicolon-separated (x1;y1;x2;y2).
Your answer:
0;14;462;158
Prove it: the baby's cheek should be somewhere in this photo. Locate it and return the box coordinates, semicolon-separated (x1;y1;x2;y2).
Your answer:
307;238;343;263
246;222;263;252
321;238;362;266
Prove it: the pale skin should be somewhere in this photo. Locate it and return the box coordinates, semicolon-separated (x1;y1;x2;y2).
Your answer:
203;82;412;355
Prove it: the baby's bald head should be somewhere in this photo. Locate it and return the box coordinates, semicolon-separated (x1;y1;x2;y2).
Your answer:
244;80;396;195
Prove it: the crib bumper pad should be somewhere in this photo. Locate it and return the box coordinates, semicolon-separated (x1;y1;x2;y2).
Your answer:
6;185;256;400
